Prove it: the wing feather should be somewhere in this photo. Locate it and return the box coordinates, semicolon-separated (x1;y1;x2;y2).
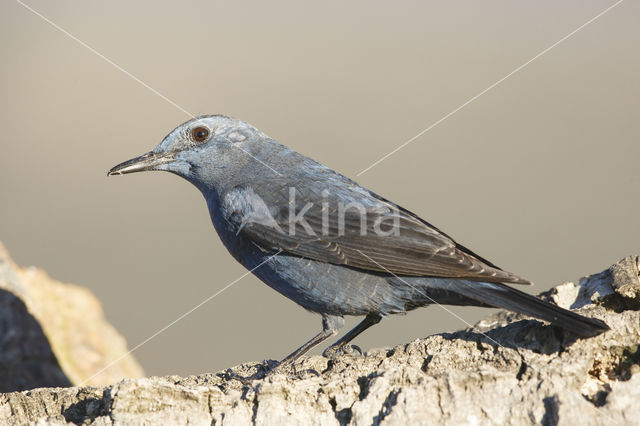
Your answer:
224;181;531;285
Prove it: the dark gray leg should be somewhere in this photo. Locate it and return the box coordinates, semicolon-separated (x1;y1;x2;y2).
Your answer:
273;314;344;371
225;315;345;382
322;313;382;357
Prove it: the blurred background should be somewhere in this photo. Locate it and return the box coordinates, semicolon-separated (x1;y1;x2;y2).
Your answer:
1;0;638;377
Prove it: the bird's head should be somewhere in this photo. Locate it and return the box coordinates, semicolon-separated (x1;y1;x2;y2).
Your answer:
108;115;271;192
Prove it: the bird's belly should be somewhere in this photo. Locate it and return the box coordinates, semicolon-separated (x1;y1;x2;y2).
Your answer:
209;207;433;316
248;254;415;316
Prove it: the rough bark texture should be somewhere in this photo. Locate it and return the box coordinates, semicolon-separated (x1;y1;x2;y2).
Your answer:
1;255;639;425
0;243;144;392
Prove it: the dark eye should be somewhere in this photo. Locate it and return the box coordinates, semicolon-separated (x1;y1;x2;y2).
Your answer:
191;126;210;143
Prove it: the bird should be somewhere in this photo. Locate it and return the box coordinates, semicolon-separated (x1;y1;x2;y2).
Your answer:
108;114;608;371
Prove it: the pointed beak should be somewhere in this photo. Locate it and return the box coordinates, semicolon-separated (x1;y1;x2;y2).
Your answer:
107;152;175;176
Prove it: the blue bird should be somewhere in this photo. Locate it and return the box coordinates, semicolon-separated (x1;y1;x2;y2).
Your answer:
108;115;608;370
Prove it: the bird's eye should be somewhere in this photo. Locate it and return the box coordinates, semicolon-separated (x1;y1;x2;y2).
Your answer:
191;126;210;143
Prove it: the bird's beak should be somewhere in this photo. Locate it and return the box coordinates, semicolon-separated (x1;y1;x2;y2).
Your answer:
107;152;175;176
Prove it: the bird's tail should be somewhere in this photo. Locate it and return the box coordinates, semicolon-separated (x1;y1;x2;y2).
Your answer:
453;281;609;337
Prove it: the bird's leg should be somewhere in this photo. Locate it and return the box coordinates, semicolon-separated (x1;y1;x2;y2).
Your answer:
323;313;382;357
268;314;344;375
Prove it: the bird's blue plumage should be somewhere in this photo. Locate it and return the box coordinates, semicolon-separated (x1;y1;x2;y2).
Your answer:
108;115;609;369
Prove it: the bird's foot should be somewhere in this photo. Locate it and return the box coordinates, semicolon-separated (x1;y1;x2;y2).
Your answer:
263;361;286;378
225;358;324;383
224;371;261;384
322;343;363;359
251;360;320;381
223;361;278;384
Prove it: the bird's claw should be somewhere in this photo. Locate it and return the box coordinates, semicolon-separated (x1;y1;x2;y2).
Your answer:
322;344;363;359
224;370;264;384
223;361;278;384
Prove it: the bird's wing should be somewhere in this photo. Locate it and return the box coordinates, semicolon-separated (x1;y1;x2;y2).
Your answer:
223;180;531;285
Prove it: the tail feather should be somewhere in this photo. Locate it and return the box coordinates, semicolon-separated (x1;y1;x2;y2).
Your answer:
454;281;609;337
